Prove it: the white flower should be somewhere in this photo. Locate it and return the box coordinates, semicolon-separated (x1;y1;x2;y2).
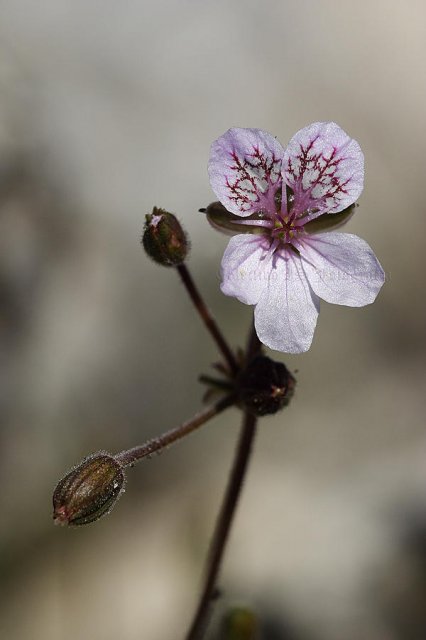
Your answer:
208;122;385;353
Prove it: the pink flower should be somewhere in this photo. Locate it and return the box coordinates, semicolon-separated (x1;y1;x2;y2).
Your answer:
208;122;385;353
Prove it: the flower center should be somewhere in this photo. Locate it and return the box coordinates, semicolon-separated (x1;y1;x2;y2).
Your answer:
270;214;303;246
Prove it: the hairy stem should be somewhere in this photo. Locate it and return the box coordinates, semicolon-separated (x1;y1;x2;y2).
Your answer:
176;263;239;376
114;395;235;468
185;411;257;640
185;321;261;640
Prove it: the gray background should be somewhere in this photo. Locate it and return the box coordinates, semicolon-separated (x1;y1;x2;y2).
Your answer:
0;1;425;639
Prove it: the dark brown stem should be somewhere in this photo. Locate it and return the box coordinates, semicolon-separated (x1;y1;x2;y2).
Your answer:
245;318;262;361
176;263;239;376
185;318;261;640
114;395;235;468
185;410;257;640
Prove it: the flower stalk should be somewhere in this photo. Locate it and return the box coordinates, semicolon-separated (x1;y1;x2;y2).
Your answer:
185;327;261;640
114;394;236;468
186;410;257;640
176;263;239;376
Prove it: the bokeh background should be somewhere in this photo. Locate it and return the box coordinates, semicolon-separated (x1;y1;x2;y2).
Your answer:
1;1;425;639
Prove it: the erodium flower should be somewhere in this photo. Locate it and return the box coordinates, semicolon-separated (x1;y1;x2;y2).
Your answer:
208;122;385;353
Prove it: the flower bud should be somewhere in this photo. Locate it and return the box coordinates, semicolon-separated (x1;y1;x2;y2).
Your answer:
221;607;258;640
237;355;296;416
53;452;125;526
142;207;189;266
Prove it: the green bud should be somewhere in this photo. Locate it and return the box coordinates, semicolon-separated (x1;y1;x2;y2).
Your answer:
142;207;189;266
237;355;296;417
52;452;125;526
221;607;258;640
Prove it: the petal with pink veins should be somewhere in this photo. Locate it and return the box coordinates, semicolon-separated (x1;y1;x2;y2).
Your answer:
282;122;364;219
209;128;284;217
300;232;385;306
254;251;320;353
220;234;272;305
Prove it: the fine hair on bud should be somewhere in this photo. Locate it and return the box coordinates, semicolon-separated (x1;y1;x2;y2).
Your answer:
236;355;296;417
142;206;189;266
52;452;125;526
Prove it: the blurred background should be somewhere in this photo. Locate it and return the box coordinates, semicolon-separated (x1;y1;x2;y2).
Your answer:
0;1;425;638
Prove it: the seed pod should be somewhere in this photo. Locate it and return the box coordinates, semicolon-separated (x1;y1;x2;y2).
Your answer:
53;452;125;526
142;207;189;266
237;355;296;417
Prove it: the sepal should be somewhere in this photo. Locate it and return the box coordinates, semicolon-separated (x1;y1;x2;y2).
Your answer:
303;203;356;234
236;355;296;416
203;201;265;236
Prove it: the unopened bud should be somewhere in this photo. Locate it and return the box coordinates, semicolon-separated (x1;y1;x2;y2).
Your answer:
53;452;125;526
221;607;258;640
142;207;189;266
237;355;296;416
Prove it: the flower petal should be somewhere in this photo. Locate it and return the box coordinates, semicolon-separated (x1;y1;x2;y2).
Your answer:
300;232;385;306
220;234;271;305
282;122;364;217
254;251;320;353
209;128;284;217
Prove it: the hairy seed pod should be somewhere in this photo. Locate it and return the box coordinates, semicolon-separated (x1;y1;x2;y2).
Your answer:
53;452;125;526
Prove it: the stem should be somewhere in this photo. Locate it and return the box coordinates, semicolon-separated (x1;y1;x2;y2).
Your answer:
176;263;239;376
185;319;262;640
245;319;262;361
114;395;235;468
185;410;257;640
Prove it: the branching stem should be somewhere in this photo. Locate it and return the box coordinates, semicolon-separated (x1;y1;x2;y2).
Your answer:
185;322;261;640
114;395;235;468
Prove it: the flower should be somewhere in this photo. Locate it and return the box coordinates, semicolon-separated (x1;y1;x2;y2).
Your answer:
208;122;385;353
